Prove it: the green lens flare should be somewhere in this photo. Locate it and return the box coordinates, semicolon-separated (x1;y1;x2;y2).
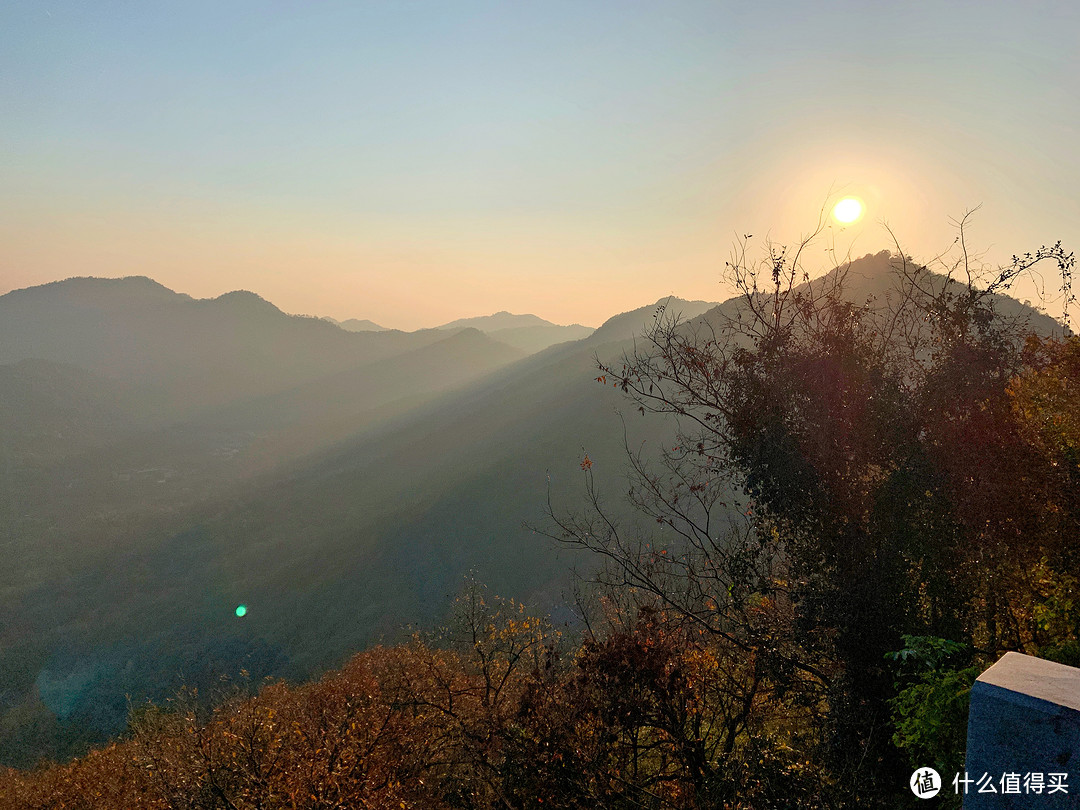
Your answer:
235;604;247;617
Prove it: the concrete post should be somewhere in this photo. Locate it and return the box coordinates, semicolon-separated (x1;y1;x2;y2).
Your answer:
963;652;1080;808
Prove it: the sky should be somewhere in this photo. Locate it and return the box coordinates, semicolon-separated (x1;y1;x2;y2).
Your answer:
2;1;1078;330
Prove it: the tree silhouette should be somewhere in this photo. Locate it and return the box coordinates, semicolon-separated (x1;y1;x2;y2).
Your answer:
545;218;1076;804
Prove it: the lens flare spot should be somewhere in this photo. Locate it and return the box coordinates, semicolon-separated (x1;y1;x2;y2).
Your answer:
832;197;864;224
235;604;248;618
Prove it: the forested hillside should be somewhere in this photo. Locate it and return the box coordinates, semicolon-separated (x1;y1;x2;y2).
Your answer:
0;275;712;767
3;245;1078;808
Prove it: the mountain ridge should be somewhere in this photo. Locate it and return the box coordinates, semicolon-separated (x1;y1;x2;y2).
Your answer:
436;311;561;331
331;317;387;332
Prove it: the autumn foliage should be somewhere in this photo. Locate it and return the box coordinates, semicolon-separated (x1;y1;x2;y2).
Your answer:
0;588;829;809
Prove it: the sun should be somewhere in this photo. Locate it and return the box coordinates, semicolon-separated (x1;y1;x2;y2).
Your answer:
832;197;864;224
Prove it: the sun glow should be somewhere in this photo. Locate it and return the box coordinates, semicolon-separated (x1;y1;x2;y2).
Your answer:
832;197;864;224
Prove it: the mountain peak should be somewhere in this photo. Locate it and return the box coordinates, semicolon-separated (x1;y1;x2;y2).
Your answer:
332;317;387;332
1;275;189;308
436;311;555;331
839;250;898;277
207;289;283;315
590;296;720;344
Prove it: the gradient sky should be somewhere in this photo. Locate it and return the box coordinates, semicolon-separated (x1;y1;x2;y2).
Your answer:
2;1;1078;330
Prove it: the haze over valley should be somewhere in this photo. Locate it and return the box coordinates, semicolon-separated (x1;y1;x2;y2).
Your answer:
0;272;717;764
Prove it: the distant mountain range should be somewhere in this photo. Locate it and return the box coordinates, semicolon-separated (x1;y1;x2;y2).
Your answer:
0;277;474;420
433;311;594;353
434;310;562;331
0;256;1062;768
325;309;596;353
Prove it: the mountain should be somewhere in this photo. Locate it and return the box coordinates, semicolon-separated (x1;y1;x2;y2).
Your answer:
0;277;464;421
434;311;595;354
435;311;554;331
327;317;387;332
0;277;528;602
587;296;718;344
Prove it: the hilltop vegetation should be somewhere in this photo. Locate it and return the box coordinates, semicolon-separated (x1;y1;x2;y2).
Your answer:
0;586;835;809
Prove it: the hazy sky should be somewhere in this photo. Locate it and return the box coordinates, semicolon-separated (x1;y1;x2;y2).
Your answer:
2;1;1078;329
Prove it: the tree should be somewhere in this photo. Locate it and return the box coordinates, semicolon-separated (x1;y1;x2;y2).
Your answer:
545;215;1075;805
